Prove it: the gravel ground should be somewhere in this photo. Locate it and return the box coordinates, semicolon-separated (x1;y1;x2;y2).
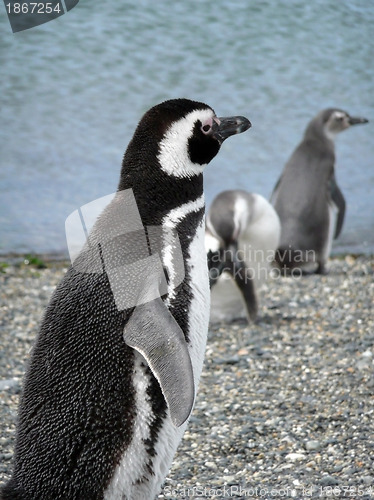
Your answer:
0;255;373;499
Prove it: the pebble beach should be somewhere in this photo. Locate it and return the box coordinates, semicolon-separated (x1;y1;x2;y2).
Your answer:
0;255;373;499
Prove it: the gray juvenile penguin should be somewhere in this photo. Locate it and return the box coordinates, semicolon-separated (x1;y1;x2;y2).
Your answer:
1;99;251;500
271;108;368;274
205;190;280;323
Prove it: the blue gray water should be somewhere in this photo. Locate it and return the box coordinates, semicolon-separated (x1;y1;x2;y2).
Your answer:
1;0;373;256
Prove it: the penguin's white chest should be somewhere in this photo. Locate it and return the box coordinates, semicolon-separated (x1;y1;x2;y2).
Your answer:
182;217;210;383
163;197;210;388
152;216;210;496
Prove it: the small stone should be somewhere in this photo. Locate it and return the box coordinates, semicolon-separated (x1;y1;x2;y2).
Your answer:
237;348;249;356
305;440;321;451
286;453;305;462
362;350;373;358
319;475;340;486
223;475;236;483
0;379;19;391
342;466;356;475
357;359;371;371
362;476;373;485
279;463;294;470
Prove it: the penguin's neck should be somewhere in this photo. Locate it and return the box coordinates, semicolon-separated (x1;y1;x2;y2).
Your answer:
118;169;204;227
323;129;338;144
304;124;335;152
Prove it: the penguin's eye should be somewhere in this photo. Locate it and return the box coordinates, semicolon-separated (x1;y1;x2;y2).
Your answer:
200;118;213;135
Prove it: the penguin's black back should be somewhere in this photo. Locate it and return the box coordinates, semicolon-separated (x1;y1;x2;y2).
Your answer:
2;265;137;499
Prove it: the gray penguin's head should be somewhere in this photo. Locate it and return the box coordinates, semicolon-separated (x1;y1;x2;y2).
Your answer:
306;108;369;142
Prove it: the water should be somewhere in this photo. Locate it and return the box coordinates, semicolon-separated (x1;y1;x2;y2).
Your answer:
1;0;373;257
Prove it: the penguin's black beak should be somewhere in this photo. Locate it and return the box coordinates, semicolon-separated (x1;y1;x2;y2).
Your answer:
348;116;369;126
213;116;251;144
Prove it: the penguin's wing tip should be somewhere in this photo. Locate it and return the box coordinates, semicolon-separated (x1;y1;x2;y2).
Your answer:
329;174;346;239
123;298;195;427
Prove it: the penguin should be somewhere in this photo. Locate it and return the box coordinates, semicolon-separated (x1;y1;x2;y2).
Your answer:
1;99;251;500
271;108;368;274
205;190;280;324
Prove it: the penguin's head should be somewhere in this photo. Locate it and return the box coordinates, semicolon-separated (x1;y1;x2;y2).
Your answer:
123;99;251;181
321;109;369;140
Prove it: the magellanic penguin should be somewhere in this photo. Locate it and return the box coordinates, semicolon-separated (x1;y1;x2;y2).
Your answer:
205;190;280;324
1;99;251;500
271;108;368;274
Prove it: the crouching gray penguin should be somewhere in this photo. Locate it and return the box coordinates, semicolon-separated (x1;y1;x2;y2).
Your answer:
271;108;368;274
205;190;280;323
1;99;251;500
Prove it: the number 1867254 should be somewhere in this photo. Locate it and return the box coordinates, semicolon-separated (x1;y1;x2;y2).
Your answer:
6;3;62;14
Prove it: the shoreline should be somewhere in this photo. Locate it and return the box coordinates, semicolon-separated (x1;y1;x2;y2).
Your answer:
1;255;373;497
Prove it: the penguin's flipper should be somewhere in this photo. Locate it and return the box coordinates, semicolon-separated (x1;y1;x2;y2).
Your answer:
123;298;195;427
329;175;346;238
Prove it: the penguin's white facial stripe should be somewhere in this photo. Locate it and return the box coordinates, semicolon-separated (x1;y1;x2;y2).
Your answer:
158;109;216;178
325;111;350;140
332;111;349;128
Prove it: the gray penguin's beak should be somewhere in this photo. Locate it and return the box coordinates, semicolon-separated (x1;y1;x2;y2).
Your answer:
348;116;369;126
213;116;251;144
